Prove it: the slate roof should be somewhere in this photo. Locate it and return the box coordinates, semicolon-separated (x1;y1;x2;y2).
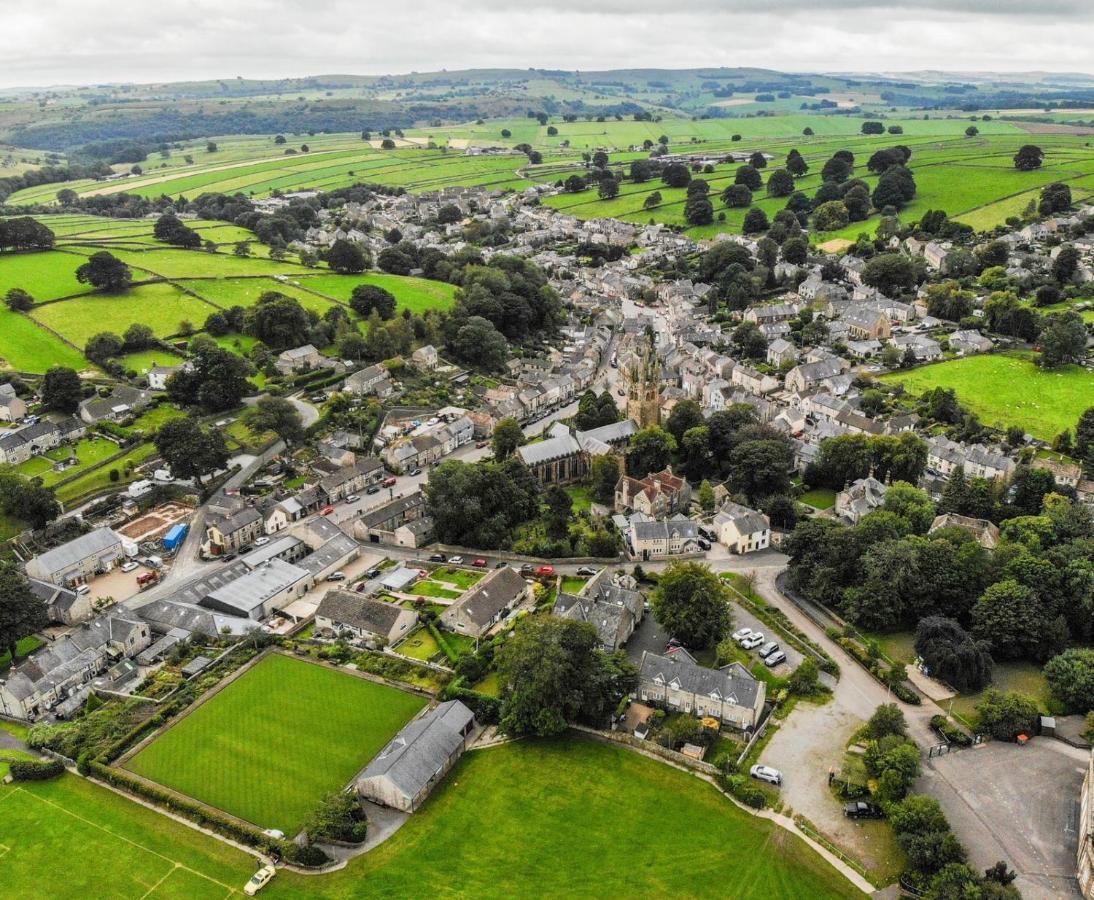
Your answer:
445;566;527;628
28;527;123;578
713;501;769;536
639;649;763;708
317;590;410;636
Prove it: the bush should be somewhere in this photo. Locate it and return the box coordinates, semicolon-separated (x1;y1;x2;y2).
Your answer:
720;773;768;809
975;690;1039;741
929;715;971;747
304;791;368;844
9;758;65;781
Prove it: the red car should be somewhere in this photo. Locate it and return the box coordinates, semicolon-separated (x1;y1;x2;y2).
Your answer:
382;476;397;488
534;565;555;577
321;505;335;516
472;558;487;568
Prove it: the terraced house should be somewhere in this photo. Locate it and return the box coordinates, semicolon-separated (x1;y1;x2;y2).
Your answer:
638;648;766;731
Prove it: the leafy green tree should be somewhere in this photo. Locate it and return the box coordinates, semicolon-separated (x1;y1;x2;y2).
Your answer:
84;332;124;365
742;208;769;234
449;316;508;371
0;562;48;661
864;703;907;739
497;616;638;736
425;458;540;549
589;454;621;505
544;486;573;539
153;213;200;248
153;419;230;483
665;399;703;445
245;397;305;447
349;284;396;320
812;200;849;231
971;579;1054;660
1043;649;1094;714
1013;144;1044;171
75;251;131;292
245;292;311;350
727;437;792;503
1039;311;1087;368
914;617;993;692
975;690;1040;741
766;168;795;197
625;427;676;478
652;562;732;649
721;184;752;207
734;165;762;191
4;288;34;311
166;342;253;412
698;479;716;512
40;367;82;413
491;417;525;460
863;252;917;296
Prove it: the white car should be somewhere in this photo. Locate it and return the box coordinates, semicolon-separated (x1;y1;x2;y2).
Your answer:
750;764;782;786
120;561;139;573
731;628;754;643
741;633;765;650
345;494;360;503
253;537;270;547
243;865;276;896
449;555;464;565
764;650;787;667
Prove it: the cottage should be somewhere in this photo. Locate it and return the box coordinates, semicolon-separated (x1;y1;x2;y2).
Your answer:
712;502;771;554
275;344;322;375
835;476;888;524
552;571;644;650
345;364;394;398
628;515;701;560
766;338;797;368
411;345;440;370
0;383;27;422
315;590;417;646
784;357;849;394
638;649;765;730
439;566;530;637
203;500;264;555
357;701;476;812
78;385;153;424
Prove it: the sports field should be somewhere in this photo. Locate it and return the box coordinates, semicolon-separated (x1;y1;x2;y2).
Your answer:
880;351;1094;440
124;653;426;833
0;738;860;899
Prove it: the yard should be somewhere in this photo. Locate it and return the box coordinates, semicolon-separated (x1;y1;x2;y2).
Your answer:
879;352;1094;441
123;652;426;832
430;566;485;589
947;661;1056;728
800;487;836;510
408;580;463;600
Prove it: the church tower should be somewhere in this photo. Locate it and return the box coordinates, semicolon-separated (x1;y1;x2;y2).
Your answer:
624;337;662;429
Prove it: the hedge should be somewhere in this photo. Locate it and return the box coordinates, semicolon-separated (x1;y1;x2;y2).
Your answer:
442;679;501;725
427;622;458;664
930;715;972;747
10;758;65;781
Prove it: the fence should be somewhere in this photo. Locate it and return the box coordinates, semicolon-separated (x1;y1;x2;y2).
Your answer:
570;724;721;777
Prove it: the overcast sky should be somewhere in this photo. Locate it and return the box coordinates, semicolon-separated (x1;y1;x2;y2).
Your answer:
4;1;1094;89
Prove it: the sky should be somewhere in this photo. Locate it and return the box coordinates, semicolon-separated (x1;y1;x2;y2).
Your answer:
4;0;1094;89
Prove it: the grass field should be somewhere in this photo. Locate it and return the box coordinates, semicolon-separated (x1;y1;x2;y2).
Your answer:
15;436;122;486
297;273;458;315
0;306;88;373
55;442;156;505
800;488;837;510
0;739;859;899
124;653;426;832
880;352;1093;440
949;661;1056;727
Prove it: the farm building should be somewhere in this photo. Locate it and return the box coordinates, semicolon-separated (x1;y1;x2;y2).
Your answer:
357;701;475;812
25;527;129;587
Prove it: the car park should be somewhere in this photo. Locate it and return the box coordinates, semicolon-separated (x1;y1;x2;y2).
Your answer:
749;765;782;786
758;642;779;659
741;633;765;650
844;801;884;819
764;650;787;667
120;561;139;573
732;628;754;643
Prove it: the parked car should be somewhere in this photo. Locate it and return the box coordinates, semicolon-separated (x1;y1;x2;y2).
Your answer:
697;538;711;551
345;494;360;503
576;566;598;576
366;484;381;494
749;764;782;786
365;567;381;579
244;866;276;896
382;476;397;488
764;650;787;667
254;537;270;547
475;440;488;449
741;633;765;650
534;565;555;577
494;561;508;568
428;553;447;563
472;558;487;568
449;555;464;565
120;561;139;573
758;642;780;659
408;467;421;477
321;505;335;515
844;801;884;820
731;628;754;643
326;571;346;582
76;585;92;596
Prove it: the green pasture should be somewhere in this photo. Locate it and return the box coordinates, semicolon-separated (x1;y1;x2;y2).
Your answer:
880;352;1093;440
298;272;458;314
0;249;93;300
15;437;122;486
124;652;426;833
0;307;87;372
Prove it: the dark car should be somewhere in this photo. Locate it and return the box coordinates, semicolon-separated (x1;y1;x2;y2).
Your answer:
428;553;447;563
844;801;884;820
698;538;711;551
494;561;508;569
366;484;381;494
365;567;381;579
520;563;534;576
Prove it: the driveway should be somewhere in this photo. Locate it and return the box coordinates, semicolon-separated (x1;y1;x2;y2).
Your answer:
919;738;1085;900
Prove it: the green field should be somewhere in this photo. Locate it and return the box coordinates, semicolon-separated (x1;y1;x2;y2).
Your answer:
0;739;858;899
15;437;122;486
298;273;458;315
880;352;1094;440
0;307;88;373
124;653;426;832
55;442;156;505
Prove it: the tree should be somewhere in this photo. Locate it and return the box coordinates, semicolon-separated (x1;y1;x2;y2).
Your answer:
975;690;1040;741
0;562;48;662
742;208;769;234
349;284;396;320
122;322;155;352
820;156;851;183
544;485;572;539
75;251;131;292
153;419;229;483
786;148;808;177
449;316;508;371
665;399;703;445
326;238;368;274
788;657;821;695
734;165;762;191
661;162;691;188
965;125;979;137
40;367;82;414
598;178;620;200
425;458;540;548
652;562;732;649
153;213;200;248
4;288;34;312
861;120;885;134
971;579;1054;661
698;480;716;512
684;194;714;226
812;200;849;231
496;616;638;737
731;321;767;360
727;438;792;503
491;417;525;460
1013;144;1044;171
748;151;767;169
1043;649;1094;714
766;168;795;197
1077;407;1094;475
625;427;676;478
590;454;621;505
721;184;752;208
166;342;253;412
643;191;663;210
914;616;993;692
781;236;808;265
245;397;305;447
864;703;907;739
245;292;311;350
1039;311;1087;368
863;252;917;296
564;174;587;193
84;332;124;365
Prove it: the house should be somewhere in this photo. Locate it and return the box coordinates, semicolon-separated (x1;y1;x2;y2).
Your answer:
928;514;1001;550
439;566;530;637
262;496;306;535
1032;457;1082;489
552;570;644;650
275;344;322;375
0;610;151;720
354;492;428;544
319;457;385;503
638;649;765;731
926;437;1016;481
412;345;440;370
315;590;417;646
203;499;264;556
948;330;992;355
628;515;701;560
147;363;186;391
78;385;153;424
835;476;888;524
25;527;127;587
766;338;797;368
784;358;849;394
712;502;771;554
0;383;27;422
0;420;64;465
27;579;86;626
842;307;891;340
345;364;394;398
615;467;689;517
357;701;476;812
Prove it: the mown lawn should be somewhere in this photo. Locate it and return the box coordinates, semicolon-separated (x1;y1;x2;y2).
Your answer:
409;580;463;600
880;352;1094;441
15;436;122;486
55;442;156;505
267;739;859;898
298;272;458;315
800;487;836;510
396;626;442;662
949;661;1056;727
124;652;425;832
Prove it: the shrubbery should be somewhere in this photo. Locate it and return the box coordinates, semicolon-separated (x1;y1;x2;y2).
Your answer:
304;791;368;844
9;757;65;781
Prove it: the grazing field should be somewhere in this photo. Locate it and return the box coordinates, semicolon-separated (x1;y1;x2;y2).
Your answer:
124;652;426;832
879;352;1093;440
0;249;93;300
0;307;88;372
298;272;459;314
